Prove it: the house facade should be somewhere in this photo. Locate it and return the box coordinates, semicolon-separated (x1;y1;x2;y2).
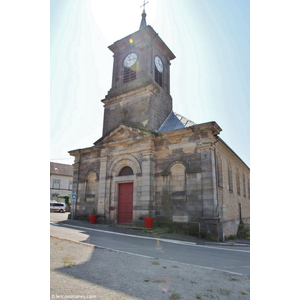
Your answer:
50;162;73;201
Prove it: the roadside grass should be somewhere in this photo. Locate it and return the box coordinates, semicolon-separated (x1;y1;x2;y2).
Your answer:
143;227;172;235
169;291;181;300
217;289;231;296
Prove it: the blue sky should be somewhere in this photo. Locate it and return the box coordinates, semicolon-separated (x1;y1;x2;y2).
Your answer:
50;0;250;166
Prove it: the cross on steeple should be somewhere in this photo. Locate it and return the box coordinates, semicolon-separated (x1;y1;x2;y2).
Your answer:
140;0;149;12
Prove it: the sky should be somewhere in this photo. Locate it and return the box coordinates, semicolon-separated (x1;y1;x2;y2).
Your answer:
50;0;250;167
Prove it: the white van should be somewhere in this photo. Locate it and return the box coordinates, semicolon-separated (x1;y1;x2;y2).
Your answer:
50;202;66;213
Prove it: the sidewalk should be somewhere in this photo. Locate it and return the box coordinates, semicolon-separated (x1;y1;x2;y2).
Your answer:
56;216;250;247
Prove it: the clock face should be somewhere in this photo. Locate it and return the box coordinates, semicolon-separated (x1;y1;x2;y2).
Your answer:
124;53;137;68
155;56;163;73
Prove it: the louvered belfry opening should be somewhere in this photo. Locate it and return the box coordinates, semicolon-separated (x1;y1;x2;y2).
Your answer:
155;66;163;87
123;63;137;83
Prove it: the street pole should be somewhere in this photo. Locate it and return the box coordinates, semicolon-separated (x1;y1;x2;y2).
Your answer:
71;194;76;221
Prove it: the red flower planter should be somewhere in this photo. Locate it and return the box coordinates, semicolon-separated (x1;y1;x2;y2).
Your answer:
89;215;97;224
144;217;154;229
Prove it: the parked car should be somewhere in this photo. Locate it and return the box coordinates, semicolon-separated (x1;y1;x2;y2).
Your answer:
50;202;66;213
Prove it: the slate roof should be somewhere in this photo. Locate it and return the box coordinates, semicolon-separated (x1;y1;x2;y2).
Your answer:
50;162;73;176
157;111;196;133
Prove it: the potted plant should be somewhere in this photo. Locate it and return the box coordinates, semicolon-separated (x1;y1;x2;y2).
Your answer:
144;200;154;229
89;208;97;224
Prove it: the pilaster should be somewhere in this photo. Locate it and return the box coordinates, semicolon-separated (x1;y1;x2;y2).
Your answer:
98;156;108;214
140;150;156;210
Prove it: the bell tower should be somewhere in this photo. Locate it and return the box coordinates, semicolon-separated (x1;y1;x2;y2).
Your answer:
101;7;176;136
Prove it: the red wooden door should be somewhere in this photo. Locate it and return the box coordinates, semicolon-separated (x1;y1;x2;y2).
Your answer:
118;183;133;224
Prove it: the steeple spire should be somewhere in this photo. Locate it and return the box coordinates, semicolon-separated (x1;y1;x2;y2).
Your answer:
139;0;149;30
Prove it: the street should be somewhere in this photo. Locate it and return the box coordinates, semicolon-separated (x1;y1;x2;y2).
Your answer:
50;213;250;276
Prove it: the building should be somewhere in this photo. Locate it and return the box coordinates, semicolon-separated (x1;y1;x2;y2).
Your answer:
69;9;249;240
50;162;73;201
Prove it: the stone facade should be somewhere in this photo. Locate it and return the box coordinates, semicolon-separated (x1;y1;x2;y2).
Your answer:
69;121;250;240
69;23;250;240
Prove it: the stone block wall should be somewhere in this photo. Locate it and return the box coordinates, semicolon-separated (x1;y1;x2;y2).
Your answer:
102;82;172;136
216;140;250;237
70;147;100;217
154;127;218;226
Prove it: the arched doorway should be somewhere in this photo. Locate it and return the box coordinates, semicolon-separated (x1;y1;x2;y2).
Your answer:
118;182;133;224
117;166;134;224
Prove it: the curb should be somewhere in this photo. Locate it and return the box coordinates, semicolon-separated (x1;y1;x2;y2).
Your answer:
54;219;250;247
201;242;250;247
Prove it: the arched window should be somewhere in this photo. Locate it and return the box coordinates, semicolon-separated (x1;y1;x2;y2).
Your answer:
216;153;223;187
228;161;233;192
119;166;134;176
236;168;241;195
243;173;246;197
248;177;250;199
170;163;186;197
86;172;98;201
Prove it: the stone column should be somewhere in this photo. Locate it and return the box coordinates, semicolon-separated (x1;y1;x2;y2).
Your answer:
71;152;81;216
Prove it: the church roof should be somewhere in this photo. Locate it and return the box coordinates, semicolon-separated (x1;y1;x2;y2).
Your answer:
157;111;196;133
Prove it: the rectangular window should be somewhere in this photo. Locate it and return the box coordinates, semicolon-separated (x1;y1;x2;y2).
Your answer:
53;180;60;189
69;181;73;190
52;193;59;201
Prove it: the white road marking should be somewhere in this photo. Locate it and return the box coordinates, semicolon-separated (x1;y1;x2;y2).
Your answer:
60;223;196;245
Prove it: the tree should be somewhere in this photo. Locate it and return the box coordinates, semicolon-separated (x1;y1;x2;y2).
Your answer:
59;195;71;205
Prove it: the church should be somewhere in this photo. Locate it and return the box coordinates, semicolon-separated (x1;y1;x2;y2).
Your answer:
69;8;250;240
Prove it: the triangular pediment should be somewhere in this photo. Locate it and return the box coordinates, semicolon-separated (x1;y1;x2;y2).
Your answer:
94;124;155;147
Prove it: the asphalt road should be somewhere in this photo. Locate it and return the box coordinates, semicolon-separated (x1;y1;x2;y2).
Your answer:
50;213;250;276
